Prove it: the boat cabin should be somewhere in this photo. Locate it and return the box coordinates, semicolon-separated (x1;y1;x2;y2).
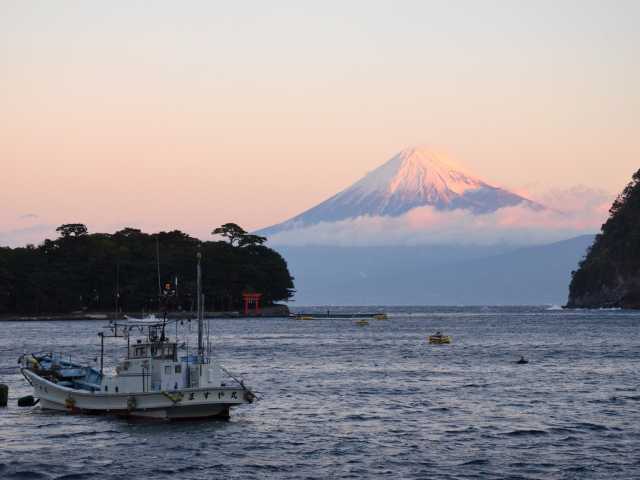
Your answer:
99;319;223;394
129;340;177;361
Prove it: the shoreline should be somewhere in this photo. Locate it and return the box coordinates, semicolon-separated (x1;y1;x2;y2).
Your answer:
0;305;290;322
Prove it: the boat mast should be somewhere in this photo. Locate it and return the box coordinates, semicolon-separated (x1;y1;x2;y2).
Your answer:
197;249;204;360
114;262;120;320
156;237;162;312
99;332;104;375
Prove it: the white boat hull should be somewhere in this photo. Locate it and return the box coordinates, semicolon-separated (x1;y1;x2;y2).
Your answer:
24;369;249;420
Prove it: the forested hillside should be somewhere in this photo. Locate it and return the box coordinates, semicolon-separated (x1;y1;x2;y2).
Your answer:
0;223;294;315
568;169;640;308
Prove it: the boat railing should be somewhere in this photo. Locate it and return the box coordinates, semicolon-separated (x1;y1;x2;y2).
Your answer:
179;354;210;365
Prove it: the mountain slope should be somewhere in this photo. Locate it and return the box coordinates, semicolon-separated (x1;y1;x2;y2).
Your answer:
277;235;594;305
260;147;542;235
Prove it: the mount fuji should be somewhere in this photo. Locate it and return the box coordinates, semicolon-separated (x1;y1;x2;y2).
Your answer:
259;146;544;235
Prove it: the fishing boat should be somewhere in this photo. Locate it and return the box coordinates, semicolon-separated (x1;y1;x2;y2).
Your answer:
19;252;255;420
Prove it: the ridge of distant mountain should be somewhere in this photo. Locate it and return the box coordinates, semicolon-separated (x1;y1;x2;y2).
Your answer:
260;146;544;235
276;235;594;305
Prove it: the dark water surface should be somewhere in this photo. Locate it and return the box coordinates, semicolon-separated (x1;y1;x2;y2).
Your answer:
1;306;639;479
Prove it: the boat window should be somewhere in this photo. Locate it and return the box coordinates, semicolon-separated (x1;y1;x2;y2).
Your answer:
115;386;119;393
164;365;172;375
104;385;108;392
175;365;181;374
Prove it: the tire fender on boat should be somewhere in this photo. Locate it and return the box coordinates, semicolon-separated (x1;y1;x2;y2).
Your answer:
65;396;76;410
127;396;137;411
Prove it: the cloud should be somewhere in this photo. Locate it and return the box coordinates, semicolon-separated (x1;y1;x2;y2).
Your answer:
530;186;613;218
0;224;57;248
267;187;613;247
0;187;614;248
0;218;208;248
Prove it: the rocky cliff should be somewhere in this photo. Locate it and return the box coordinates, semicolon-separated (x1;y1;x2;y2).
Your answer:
567;169;640;309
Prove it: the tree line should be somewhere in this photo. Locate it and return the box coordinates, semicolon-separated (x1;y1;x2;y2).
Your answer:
0;223;295;315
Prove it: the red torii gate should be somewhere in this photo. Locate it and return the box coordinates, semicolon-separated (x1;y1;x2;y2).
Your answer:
242;292;263;316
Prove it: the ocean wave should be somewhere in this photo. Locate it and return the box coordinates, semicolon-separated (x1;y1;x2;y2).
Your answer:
573;422;610;432
46;430;120;440
459;458;490;466
4;472;49;480
504;429;549;436
55;474;101;480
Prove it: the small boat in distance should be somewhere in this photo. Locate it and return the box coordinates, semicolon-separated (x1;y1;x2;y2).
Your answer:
19;251;255;420
355;319;369;326
428;332;452;344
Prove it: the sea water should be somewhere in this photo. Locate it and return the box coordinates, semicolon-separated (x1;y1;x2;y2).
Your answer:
1;306;639;479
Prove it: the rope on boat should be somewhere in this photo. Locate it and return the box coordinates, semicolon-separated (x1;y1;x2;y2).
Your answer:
219;366;261;402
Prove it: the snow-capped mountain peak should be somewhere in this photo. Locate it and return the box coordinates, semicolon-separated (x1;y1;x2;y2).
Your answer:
258;146;544;235
350;146;486;201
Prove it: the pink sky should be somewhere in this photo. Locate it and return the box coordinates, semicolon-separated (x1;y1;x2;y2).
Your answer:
2;1;639;245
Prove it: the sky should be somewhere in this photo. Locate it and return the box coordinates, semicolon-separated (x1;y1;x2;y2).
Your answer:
2;1;639;246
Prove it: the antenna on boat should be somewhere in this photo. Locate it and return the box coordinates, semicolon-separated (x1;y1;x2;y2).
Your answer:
197;248;204;360
156;237;162;312
114;261;120;320
99;332;104;375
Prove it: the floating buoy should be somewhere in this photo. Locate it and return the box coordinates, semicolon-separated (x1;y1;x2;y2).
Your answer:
0;384;8;407
428;334;451;344
17;395;38;407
